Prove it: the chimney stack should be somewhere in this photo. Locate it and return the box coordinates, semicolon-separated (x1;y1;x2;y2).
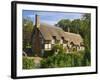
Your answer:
35;14;40;28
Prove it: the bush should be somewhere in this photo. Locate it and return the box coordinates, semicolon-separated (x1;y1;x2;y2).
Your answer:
43;44;65;58
23;57;35;69
82;49;91;66
52;44;65;54
40;51;88;68
38;43;90;68
43;50;54;58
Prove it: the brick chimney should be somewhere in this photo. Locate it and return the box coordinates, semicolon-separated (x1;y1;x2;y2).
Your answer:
35;14;40;28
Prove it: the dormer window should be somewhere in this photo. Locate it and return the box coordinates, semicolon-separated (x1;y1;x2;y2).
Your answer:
52;36;60;44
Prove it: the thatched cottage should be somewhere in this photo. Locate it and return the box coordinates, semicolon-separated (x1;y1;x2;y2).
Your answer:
31;15;84;56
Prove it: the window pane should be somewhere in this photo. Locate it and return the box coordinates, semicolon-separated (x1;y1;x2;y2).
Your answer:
45;44;48;49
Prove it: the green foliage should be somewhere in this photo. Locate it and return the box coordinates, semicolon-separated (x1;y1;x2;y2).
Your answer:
71;19;81;33
23;18;33;32
57;19;71;31
79;14;91;50
40;44;90;68
22;51;90;69
23;57;35;69
43;50;54;58
23;42;32;51
40;51;88;68
82;49;91;66
23;18;33;50
52;44;65;54
43;44;65;58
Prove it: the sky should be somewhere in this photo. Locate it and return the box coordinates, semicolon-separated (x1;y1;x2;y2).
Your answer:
23;10;84;25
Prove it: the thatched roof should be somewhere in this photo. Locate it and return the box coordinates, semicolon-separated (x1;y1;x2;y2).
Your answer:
64;32;83;45
39;23;65;40
38;23;83;45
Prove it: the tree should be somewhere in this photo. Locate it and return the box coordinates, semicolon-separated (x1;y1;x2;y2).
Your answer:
57;19;71;31
23;18;34;50
79;14;91;49
71;19;81;33
77;14;91;66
